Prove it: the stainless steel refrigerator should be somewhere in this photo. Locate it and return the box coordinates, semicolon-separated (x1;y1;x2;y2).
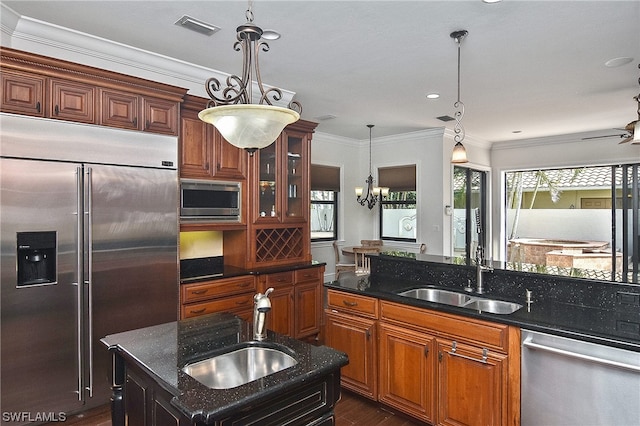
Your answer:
1;113;179;422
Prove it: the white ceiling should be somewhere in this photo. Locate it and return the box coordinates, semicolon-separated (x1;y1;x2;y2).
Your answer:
3;0;640;143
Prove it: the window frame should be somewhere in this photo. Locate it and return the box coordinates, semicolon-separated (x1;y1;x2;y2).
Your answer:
310;190;338;242
379;189;417;242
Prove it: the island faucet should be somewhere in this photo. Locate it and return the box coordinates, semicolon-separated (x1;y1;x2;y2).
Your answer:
253;288;274;341
475;246;493;294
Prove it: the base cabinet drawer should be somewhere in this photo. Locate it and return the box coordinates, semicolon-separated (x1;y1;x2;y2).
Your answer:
181;293;254;319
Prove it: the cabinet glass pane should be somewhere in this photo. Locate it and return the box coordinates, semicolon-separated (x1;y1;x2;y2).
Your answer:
259;143;277;217
286;136;303;218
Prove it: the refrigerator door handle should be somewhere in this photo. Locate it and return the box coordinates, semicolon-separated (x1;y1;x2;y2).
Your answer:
75;166;84;401
85;167;94;398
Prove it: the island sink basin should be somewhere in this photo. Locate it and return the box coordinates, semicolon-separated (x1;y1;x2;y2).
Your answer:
183;345;297;389
396;287;522;314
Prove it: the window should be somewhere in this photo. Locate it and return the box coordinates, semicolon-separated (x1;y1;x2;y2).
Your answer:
379;165;417;242
310;164;339;241
453;166;488;263
504;164;639;283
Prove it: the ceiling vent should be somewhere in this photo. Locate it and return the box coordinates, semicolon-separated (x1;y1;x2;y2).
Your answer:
175;15;220;36
437;115;455;122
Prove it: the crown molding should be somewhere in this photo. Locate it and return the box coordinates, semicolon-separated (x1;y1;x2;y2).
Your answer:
0;4;295;106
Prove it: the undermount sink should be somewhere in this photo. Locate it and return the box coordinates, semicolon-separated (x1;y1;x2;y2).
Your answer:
398;288;472;306
396;287;522;315
182;344;298;389
463;299;522;314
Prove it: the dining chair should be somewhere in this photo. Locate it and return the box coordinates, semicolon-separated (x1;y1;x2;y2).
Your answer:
360;239;383;247
353;246;380;275
333;241;356;279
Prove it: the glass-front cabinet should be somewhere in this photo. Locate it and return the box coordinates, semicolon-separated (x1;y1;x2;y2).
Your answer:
254;129;309;224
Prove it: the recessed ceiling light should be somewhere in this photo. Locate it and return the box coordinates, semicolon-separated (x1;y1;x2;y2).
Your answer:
483;0;502;3
262;30;281;40
426;93;440;99
605;57;634;68
175;15;220;36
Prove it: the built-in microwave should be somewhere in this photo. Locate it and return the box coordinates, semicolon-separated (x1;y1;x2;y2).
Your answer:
180;179;241;221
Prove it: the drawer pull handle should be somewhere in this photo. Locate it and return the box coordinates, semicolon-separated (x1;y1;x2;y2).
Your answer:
191;289;208;295
342;300;358;307
36;101;41;113
190;308;206;314
54;105;60;115
448;341;488;364
238;282;250;288
424;346;430;357
235;300;250;305
132;117;138;127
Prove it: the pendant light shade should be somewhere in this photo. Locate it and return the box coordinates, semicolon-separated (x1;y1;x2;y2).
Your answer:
451;141;468;163
199;105;299;153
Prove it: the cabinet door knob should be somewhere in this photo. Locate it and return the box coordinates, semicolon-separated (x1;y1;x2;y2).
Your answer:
190;308;206;314
342;300;358;307
133;117;138;127
36;101;41;113
424;346;430;357
191;289;208;295
54;105;60;115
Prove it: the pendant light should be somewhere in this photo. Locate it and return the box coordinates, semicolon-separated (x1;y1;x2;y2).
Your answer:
450;30;469;164
198;1;301;155
355;125;389;209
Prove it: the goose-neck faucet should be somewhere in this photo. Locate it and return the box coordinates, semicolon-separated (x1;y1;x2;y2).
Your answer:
253;288;274;341
475;245;493;294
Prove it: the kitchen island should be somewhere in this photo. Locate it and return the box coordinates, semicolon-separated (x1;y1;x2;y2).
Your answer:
101;312;348;426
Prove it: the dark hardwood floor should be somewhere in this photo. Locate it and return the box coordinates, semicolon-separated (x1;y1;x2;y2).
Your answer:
49;390;425;426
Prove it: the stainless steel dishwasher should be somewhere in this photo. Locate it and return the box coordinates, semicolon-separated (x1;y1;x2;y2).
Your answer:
521;329;640;425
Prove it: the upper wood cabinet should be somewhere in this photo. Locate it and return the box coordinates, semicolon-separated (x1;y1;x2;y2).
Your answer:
100;89;178;135
223;119;317;270
251;128;310;224
179;95;246;180
0;47;186;135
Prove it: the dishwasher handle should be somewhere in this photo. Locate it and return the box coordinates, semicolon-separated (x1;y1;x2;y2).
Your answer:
522;337;640;374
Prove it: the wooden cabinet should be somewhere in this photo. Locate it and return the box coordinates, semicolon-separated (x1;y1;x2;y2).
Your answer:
2;70;95;123
379;300;520;426
179;94;246;180
252;128;309;224
1;47;185;134
378;322;436;423
436;338;508;426
223;119;317;270
180;275;256;321
101;89;179;135
49;78;96;123
125;362;189;426
324;289;379;400
260;265;324;341
1;69;45;116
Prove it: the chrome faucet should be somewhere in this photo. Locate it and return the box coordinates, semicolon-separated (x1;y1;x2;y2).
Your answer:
253;288;274;341
475;246;493;294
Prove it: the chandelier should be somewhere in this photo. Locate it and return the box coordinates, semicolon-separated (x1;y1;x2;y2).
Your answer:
355;125;389;209
450;30;469;163
198;1;301;155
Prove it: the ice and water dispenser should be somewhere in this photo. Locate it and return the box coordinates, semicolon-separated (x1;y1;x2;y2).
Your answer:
16;231;56;286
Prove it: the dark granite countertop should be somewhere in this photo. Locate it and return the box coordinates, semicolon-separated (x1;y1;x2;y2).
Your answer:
101;312;348;424
326;266;640;353
180;260;326;284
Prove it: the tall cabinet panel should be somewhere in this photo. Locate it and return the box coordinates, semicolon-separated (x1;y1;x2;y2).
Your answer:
225;119;317;270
